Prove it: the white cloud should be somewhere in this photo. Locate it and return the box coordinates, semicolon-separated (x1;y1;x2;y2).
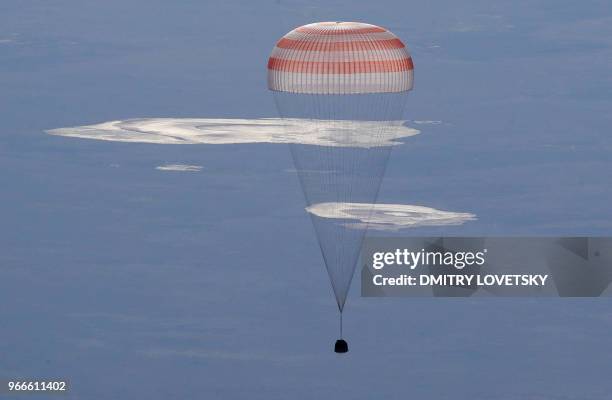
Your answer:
413;120;442;125
155;164;202;172
306;202;476;231
46;118;419;148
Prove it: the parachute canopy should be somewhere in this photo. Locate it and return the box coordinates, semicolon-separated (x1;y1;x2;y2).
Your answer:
268;21;414;94
268;22;414;316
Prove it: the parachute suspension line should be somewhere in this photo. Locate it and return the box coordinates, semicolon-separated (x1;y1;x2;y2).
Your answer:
334;309;348;353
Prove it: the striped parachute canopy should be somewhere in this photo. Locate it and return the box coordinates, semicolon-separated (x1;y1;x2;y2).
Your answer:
268;21;414;94
268;22;414;341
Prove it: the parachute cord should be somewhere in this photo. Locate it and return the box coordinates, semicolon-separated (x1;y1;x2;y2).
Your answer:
339;311;343;339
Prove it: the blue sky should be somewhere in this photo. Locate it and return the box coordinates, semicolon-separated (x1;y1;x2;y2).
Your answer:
1;0;612;398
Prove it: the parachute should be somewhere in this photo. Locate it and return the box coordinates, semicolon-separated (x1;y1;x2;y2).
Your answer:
268;22;414;352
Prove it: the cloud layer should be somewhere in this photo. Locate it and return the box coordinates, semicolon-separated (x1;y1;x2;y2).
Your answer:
46;118;419;148
306;202;476;231
155;164;203;172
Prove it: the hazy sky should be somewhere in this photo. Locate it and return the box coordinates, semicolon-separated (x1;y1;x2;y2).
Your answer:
1;1;612;399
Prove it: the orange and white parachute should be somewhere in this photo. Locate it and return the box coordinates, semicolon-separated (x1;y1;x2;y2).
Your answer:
268;22;414;94
268;22;414;352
